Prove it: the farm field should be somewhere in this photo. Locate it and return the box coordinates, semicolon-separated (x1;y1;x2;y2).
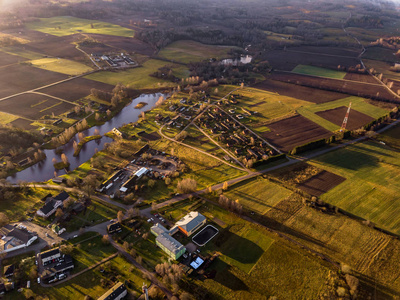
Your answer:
84;59;182;89
27;16;134;37
310;141;400;235
262;115;332;152
292;64;347;79
297;96;389;132
0;51;27;67
8;118;35;130
0;93;75;120
377;122;400;150
0;111;18;125
362;47;399;63
28;57;93;75
286;45;360;57
364;59;400;82
0;64;68;99
271;71;398;102
224;177;293;214
253;79;344;103
38;77;115;102
343;72;378;84
297;170;346;196
0;46;44;60
158;40;233;63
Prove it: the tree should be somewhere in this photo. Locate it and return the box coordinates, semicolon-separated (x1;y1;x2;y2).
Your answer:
117;211;124;223
55;208;64;218
177;178;197;194
0;212;9;227
82;174;98;198
61;153;69;165
222;181;229;190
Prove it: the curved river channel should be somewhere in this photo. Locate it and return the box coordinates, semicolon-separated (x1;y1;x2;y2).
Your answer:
7;93;167;183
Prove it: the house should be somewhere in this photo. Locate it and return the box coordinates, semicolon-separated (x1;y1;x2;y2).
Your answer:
111;128;123;138
39;248;74;283
3;265;14;278
53;119;63;126
39;248;61;266
107;222;122;234
36;192;70;218
172;212;206;237
0;225;37;254
98;282;127;300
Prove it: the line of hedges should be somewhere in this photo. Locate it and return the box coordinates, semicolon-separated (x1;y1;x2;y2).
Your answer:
252;153;286;167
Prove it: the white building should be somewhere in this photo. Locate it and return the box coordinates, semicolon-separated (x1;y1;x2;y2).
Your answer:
0;225;37;254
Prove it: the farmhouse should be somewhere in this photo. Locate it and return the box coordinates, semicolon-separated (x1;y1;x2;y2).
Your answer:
37;191;70;218
111;128;123;138
0;225;37;254
98;282;127;300
172;212;206;237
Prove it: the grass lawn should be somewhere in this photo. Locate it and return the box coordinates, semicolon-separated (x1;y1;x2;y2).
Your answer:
28;57;93;75
0;111;19;125
297;96;389;132
292;64;347;79
378;122;400;150
310;140;400;235
0;46;45;60
158;40;234;64
27;16;134;37
224;177;292;214
84;59;180;89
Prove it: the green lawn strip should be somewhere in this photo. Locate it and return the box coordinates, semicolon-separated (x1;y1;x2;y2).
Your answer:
0;46;44;60
292;64;347;79
84;59;179;89
27;58;93;76
378;122;400;150
158;40;234;64
27;16;134;37
310;141;400;234
224;177;292;215
297;106;340;132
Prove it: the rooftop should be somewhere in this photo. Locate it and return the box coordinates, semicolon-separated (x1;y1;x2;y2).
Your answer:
98;282;127;300
156;232;185;255
175;211;206;233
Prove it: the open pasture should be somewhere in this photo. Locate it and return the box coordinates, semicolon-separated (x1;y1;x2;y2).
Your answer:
292;65;347;79
38;77;115;102
264;49;359;71
28;57;93;75
158;40;233;63
316;106;374;131
0;93;74;120
297;170;346;197
271;71;398;102
0;64;68;99
253;79;344;103
310;141;400;235
27;16;134;37
262;115;332;152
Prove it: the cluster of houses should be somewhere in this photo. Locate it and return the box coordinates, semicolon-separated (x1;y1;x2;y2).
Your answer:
91;53;136;68
151;211;206;260
38;247;74;284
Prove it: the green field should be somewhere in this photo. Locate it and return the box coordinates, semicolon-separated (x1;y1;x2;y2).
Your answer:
310;140;400;235
85;59;183;89
27;16;134;37
364;59;400;82
158;40;233;63
297;96;389;132
292;64;347;79
0;46;44;60
0;111;19;125
224;177;292;214
28;57;93;75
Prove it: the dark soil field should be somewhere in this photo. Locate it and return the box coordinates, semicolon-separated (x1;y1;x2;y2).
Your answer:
7;118;36;130
262;115;332;152
264;50;359;71
316;106;374;130
0;52;27;67
343;73;378;84
138;132;160;141
287;46;360;57
297;170;346;197
271;71;399;102
0;64;68;99
253;79;344;103
0;93;74;120
38;77;115;102
86;34;155;56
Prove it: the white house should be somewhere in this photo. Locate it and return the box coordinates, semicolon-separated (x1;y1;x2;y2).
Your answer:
36;191;70;218
0;225;37;254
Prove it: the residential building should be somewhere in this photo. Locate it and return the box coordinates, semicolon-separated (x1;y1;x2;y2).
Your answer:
36;191;70;218
98;282;127;300
107;222;122;234
0;225;37;254
172;211;206;237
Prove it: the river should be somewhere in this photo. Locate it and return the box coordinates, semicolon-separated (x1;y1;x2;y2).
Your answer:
7;93;168;183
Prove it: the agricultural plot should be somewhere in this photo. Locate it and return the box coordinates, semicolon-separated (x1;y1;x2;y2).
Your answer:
27;16;134;37
292;65;347;79
316;106;374;131
253;79;344;103
0;93;75;120
310;141;400;235
38;77;115;102
262;115;332;152
0;51;27;67
287;46;360;57
297;96;390;132
264;49;359;71
8;118;36;130
0;46;44;60
0;64;68;99
28;57;93;75
343;72;378;84
0;111;18;125
271;71;398;102
158;40;233;63
297;170;346;196
85;59;180;89
224;177;292;214
362;47;398;63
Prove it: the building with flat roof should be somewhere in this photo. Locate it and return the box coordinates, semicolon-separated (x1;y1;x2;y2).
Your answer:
172;211;206;237
98;282;127;300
